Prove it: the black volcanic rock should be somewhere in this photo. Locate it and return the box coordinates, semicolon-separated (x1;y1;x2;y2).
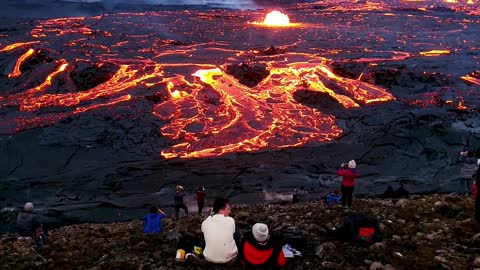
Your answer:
225;63;270;88
19;49;54;73
70;62;118;91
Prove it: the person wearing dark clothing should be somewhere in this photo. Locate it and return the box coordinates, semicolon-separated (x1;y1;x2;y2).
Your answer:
460;149;480;223
381;186;395;199
16;202;39;238
396;183;410;197
458;153;477;196
196;186;206;214
143;206;166;234
382;184;410;199
174;185;189;218
292;189;299;203
239;223;287;269
338;160;359;208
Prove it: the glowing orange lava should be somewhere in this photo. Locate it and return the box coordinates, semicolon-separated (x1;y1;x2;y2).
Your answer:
0;41;40;52
419;50;451;56
461;74;480;86
154;64;395;159
264;11;290;26
252;11;299;27
8;49;35;78
1;8;475;159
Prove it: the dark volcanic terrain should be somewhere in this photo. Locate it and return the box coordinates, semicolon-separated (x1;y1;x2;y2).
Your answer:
1;195;480;269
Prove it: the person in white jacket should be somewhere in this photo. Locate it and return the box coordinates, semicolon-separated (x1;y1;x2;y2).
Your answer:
201;197;238;264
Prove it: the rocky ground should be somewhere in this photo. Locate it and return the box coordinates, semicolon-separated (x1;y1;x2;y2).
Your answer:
1;194;480;270
1;0;480;230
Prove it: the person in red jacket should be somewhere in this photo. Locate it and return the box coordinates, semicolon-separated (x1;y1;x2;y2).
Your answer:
239;223;287;269
460;149;480;223
338;160;359;208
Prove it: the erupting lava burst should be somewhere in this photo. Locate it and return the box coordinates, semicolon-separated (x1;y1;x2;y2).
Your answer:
252;10;299;27
0;1;478;159
263;11;290;26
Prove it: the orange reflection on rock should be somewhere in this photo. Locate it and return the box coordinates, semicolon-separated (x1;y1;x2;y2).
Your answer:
8;49;35;78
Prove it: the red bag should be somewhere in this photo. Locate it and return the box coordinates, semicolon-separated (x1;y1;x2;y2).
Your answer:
474;182;477;198
356;227;375;243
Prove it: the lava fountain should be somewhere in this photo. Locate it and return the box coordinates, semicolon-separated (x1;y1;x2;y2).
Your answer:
252;10;300;27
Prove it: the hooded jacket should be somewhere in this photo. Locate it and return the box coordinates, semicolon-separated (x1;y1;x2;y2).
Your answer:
239;232;287;268
338;168;359;187
16;211;39;237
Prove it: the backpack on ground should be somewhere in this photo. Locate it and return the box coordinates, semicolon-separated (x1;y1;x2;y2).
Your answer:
325;193;342;204
339;213;381;245
277;230;306;251
34;225;48;247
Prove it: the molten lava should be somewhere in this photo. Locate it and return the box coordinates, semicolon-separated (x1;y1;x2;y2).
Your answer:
8;49;35;78
0;4;477;158
263;11;290;26
252;10;299;27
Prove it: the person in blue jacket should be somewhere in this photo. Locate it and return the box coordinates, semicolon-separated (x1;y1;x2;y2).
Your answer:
143;206;167;234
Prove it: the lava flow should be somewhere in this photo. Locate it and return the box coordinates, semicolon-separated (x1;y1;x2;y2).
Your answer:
0;1;478;159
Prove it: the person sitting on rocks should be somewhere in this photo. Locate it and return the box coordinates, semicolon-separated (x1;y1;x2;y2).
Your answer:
380;186;395;199
324;190;342;205
381;184;410;199
201;197;238;264
238;223;287;269
174;185;188;218
338;160;359;208
16;202;39;240
460;149;480;223
196;186;206;214
396;183;410;197
143;205;167;234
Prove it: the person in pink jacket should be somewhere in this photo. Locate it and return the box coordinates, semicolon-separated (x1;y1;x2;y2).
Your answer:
338;160;359;208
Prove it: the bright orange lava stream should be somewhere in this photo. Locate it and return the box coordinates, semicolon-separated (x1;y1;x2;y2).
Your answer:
419;50;451;56
0;41;40;52
461;75;480;86
155;65;394;159
8;49;35;78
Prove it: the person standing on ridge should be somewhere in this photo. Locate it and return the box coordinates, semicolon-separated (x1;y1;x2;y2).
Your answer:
174;185;189;219
196;186;206;214
460;149;480;223
458;150;477;196
338;160;359;208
